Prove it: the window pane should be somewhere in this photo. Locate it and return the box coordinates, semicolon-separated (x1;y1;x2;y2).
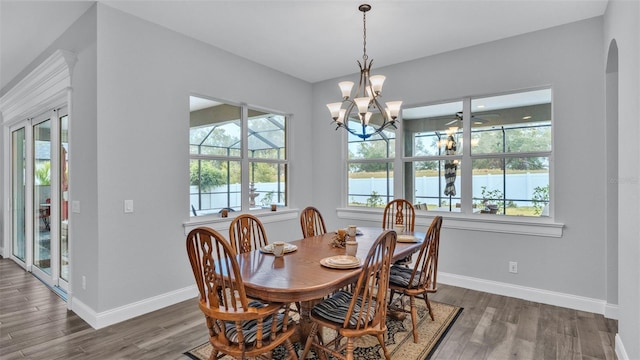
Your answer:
348;162;393;207
190;159;241;215
471;89;551;154
407;160;461;211
402;101;464;156
189;98;241;157
248;112;286;160
342;111;396;142
59;114;69;282
348;127;395;159
472;157;549;216
11;127;26;261
250;162;287;208
33;119;51;274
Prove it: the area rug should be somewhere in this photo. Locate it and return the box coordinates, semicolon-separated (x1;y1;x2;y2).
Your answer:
184;300;462;360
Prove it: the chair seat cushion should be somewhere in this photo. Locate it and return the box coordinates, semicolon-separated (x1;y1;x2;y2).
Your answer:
393;254;414;266
389;265;423;288
224;300;290;344
311;290;376;328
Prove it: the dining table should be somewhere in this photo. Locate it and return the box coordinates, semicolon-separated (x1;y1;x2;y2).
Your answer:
235;226;426;340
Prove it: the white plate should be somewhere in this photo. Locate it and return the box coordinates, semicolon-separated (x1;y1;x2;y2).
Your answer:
320;255;362;269
397;235;419;243
260;243;298;254
328;255;359;265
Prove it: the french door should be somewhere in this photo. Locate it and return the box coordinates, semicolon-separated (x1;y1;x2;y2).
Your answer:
9;107;69;293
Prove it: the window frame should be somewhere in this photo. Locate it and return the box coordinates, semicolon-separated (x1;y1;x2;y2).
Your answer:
339;87;563;237
188;96;290;217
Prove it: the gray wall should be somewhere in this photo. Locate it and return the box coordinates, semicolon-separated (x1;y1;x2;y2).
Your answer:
312;17;608;299
604;1;640;358
92;4;313;312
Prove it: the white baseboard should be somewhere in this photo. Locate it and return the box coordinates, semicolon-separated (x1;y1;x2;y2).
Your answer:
71;285;199;329
71;272;618;330
615;334;629;360
439;272;616;317
605;303;619;320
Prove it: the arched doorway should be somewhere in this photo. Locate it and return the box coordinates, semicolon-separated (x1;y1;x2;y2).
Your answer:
605;39;619;316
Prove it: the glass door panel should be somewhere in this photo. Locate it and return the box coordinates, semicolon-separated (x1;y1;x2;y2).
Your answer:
59;114;69;282
33;119;52;275
8;108;68;295
11;127;27;262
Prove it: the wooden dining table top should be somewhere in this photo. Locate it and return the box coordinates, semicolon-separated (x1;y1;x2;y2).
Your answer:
237;226;425;303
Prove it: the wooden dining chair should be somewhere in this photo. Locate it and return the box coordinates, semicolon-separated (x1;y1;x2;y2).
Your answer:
382;199;416;232
383;199;416;266
300;230;397;360
300;206;327;238
229;213;269;254
186;226;299;359
388;216;443;343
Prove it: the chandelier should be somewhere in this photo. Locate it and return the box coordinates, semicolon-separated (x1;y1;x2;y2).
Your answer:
326;4;402;140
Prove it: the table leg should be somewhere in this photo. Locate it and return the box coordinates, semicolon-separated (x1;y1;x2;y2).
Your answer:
297;299;329;360
298;300;316;341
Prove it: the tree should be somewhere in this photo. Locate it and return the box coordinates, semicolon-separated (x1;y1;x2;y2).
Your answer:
366;191;384;207
532;185;550;215
352;140;391;172
190;161;226;190
472;125;550;170
251;162;277;183
190;126;239;156
35;161;51;186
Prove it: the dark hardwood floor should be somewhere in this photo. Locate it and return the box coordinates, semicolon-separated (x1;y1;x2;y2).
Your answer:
0;258;617;359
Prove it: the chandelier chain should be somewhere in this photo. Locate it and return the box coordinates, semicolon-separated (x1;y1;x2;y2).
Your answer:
362;10;368;61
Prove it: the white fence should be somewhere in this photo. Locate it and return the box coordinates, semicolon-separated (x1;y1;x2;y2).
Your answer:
190;183;285;214
349;173;548;206
191;173;548;213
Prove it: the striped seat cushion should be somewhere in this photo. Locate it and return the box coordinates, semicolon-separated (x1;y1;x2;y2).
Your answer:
394;254;413;266
311;290;376;327
224;300;290;344
389;265;423;288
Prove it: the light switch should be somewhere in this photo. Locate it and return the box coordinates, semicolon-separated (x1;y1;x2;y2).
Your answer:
72;201;80;213
124;200;134;213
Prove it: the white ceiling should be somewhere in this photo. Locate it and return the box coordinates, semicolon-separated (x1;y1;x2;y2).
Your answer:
1;0;608;91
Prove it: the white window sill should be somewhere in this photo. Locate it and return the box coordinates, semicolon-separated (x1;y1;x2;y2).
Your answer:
183;208;299;235
336;207;564;238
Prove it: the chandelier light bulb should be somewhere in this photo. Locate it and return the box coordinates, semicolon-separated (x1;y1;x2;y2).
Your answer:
339;81;354;99
386;101;403;120
337;109;346;123
369;75;385;94
366;87;373;99
326;102;343;120
363;112;372;125
354;97;371;115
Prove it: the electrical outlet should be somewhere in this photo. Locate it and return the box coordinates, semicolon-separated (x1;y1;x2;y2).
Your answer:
509;261;518;274
82;275;87;289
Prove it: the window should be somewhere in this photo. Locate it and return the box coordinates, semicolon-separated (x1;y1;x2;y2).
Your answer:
189;96;288;216
347;88;552;218
346;114;395;208
403;101;463;211
470;89;551;216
